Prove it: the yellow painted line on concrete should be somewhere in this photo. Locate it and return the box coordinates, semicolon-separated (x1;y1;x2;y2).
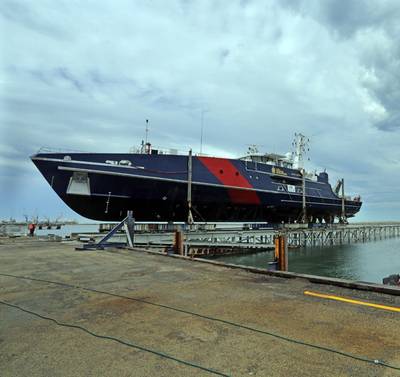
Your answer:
304;290;400;313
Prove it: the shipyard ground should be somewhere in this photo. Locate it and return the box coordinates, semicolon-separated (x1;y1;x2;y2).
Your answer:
0;238;399;377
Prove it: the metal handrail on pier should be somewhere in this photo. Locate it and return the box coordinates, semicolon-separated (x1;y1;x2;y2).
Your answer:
180;223;400;256
79;222;400;257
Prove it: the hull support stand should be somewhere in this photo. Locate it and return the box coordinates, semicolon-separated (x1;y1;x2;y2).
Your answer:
301;168;307;224
76;211;135;250
340;178;348;224
187;149;194;226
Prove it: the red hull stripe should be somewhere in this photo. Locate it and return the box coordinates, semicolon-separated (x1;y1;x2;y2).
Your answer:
198;157;261;205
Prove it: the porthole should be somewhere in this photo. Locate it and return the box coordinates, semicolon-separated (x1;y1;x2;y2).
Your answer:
220;169;224;174
235;172;239;176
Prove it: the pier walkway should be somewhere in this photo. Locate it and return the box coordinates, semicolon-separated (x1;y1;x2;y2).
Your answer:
1;238;399;376
86;222;400;256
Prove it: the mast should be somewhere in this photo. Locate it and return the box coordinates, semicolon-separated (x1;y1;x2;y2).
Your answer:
145;119;149;145
144;119;151;154
292;133;310;223
292;133;309;170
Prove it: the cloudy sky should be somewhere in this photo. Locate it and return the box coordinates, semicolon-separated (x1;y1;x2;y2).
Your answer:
1;0;400;222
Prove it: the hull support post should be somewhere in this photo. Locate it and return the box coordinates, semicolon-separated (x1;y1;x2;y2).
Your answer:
301;168;307;224
187;149;194;226
340;178;348;224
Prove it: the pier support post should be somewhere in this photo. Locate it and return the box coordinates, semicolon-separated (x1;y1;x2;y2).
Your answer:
174;229;184;255
274;233;288;271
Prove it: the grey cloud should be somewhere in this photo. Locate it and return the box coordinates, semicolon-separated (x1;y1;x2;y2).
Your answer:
151;94;199;112
375;112;400;131
3;0;400;220
29;69;52;85
360;36;400;132
0;0;69;39
87;70;139;88
218;48;230;65
240;0;252;7
281;0;400;38
55;67;85;93
314;1;398;38
27;67;138;93
88;70;116;86
282;0;400;132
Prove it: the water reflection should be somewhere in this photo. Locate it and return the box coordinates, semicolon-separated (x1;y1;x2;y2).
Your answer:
212;238;400;284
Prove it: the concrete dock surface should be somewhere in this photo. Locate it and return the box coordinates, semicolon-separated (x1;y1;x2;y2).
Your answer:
0;238;399;376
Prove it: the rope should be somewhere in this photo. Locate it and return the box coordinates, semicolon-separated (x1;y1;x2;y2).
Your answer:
0;300;230;377
1;272;399;371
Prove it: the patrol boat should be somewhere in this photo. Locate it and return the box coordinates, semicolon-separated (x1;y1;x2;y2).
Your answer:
31;134;362;223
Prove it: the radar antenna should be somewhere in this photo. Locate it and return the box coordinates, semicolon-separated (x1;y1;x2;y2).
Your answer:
292;133;310;169
246;144;260;155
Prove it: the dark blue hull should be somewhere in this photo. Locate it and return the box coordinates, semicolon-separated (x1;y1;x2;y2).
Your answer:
31;152;362;222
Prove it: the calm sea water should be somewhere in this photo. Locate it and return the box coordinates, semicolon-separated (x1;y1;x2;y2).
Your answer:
212;237;400;284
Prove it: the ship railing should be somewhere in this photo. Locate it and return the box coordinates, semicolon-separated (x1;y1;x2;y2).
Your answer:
339;195;361;202
37;145;213;157
130;145;212;157
37;146;89;154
